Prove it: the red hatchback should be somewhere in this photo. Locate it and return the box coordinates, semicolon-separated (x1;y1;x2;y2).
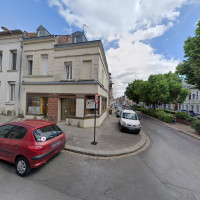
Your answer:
0;119;66;176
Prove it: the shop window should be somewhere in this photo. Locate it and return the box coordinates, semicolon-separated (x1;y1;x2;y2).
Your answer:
27;95;47;115
85;96;99;117
61;98;76;120
101;97;107;113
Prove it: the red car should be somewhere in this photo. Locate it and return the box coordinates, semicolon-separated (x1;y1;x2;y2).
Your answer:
0;119;66;176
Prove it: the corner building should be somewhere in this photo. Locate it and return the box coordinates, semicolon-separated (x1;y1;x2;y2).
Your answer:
21;26;110;127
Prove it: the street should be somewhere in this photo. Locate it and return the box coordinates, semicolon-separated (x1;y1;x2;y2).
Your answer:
0;112;200;200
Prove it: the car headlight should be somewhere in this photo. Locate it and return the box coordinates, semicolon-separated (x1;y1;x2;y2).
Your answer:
136;124;141;128
122;121;126;125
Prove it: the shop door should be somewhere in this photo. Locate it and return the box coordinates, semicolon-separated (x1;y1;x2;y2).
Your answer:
61;99;76;120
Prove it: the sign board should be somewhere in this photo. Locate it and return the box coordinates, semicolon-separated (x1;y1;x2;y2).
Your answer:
95;93;98;105
86;99;98;109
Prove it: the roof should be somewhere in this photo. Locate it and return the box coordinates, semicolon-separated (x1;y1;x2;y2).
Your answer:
0;29;22;36
7;119;55;130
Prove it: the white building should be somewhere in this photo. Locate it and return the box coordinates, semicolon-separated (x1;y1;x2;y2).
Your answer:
0;29;23;115
166;81;200;114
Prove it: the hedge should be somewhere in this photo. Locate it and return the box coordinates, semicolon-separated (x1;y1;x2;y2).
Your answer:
175;112;192;121
191;119;200;133
138;108;174;123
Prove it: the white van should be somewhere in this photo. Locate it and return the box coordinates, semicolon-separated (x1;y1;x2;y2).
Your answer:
119;109;141;134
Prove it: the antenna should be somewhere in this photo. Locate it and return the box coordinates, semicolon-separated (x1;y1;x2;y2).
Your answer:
82;24;88;33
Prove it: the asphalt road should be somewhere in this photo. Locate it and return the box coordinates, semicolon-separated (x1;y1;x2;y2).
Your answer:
0;112;200;200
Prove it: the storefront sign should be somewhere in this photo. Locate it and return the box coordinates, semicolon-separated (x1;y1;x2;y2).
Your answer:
86;99;98;109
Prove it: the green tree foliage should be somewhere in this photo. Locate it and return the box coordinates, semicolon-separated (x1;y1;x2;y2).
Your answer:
176;20;200;88
164;72;190;109
125;72;189;110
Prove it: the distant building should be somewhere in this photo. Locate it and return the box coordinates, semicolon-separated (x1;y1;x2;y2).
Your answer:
166;81;200;114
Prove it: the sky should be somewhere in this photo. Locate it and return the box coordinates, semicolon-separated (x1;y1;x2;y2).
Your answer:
0;0;200;98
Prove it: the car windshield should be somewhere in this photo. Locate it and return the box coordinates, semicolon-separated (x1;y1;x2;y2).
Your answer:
33;124;62;142
122;113;137;120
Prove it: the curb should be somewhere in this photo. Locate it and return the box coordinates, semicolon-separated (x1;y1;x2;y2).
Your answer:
64;131;148;158
139;112;200;141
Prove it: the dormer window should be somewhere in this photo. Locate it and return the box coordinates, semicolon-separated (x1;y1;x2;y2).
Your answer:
38;31;43;37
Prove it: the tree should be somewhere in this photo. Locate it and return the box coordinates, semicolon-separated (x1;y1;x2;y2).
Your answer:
176;20;200;89
125;80;144;104
164;72;190;110
147;74;169;109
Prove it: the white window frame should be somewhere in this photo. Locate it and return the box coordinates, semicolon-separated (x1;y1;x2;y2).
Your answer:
42;55;48;75
27;56;33;75
11;50;17;70
66;64;72;80
10;83;15;102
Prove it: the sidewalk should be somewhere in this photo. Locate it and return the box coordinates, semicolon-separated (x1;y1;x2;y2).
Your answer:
166;121;200;140
58;114;147;157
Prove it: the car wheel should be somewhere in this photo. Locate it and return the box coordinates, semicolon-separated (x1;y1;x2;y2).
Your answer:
16;157;31;177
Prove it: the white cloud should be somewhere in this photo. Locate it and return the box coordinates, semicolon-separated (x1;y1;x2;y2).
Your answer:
49;0;193;97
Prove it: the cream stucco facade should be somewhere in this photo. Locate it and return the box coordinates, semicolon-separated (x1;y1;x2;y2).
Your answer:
0;30;23;115
21;33;110;127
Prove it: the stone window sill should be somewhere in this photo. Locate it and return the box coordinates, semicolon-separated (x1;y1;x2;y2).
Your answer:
5;102;16;105
7;70;17;72
23;75;54;78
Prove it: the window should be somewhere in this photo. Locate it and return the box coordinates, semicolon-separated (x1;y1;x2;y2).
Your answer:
0;52;2;70
193;94;195;100
42;55;48;75
38;31;43;37
0;82;1;102
34;125;62;142
61;98;76;119
85;96;99;116
186;104;188;111
27;56;33;75
191;105;194;111
197;105;199;113
66;64;72;80
11;50;17;70
26;95;48;115
10;83;15;102
81;60;91;80
122;113;138;120
0;125;14;138
101;97;107;113
182;105;184;110
7;126;28;140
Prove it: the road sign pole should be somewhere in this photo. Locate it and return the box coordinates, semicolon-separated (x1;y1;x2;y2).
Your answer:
91;94;98;145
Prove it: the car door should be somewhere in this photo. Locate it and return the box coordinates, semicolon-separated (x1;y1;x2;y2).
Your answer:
0;124;15;160
1;125;28;162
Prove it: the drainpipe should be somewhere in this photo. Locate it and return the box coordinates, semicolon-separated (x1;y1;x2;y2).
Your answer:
18;39;23;116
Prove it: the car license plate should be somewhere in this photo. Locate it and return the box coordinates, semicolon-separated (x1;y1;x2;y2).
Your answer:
51;140;61;148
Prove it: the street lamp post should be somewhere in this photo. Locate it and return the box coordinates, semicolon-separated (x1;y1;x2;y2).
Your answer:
1;26;23;116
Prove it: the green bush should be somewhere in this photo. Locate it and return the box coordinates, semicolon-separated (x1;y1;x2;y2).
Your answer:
156;110;174;123
139;107;174;123
175;112;191;120
191;119;200;133
164;109;176;115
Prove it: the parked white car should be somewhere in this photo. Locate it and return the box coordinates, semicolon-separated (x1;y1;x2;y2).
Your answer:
119;110;141;134
116;106;123;117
